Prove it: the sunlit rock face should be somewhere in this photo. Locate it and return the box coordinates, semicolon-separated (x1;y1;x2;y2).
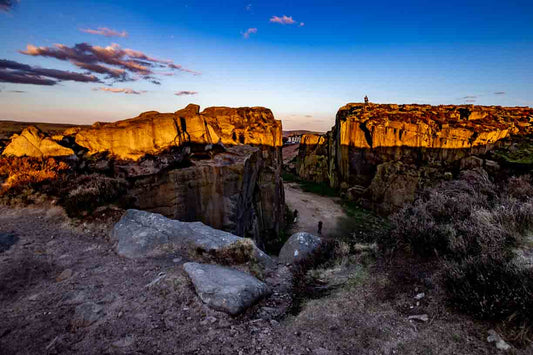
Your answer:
75;104;283;160
2;126;74;158
297;103;533;213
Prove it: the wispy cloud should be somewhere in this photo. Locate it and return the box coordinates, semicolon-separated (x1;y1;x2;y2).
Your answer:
245;4;252;11
175;91;198;96
465;99;476;103
19;42;200;84
0;58;100;86
80;27;128;38
242;27;257;39
494;91;506;95
0;0;17;13
270;15;296;25
93;87;145;95
462;95;477;99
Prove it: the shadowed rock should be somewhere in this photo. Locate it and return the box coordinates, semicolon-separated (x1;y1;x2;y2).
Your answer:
0;233;18;253
111;209;272;266
183;262;270;315
279;232;322;265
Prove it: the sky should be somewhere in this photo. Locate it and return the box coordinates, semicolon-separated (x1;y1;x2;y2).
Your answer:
0;0;532;131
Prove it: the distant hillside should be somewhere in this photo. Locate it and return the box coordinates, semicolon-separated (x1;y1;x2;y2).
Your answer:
0;120;88;140
283;130;324;137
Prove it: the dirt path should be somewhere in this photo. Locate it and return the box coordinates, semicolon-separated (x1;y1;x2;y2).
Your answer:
284;182;347;237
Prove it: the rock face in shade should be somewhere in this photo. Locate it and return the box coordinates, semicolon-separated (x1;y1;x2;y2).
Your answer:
183;262;270;315
2;126;74;158
297;103;533;213
129;145;284;249
111;209;273;266
74;104;283;160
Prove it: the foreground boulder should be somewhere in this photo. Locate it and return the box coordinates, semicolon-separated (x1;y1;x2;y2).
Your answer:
184;262;270;315
2;126;74;158
111;209;272;266
279;232;322;265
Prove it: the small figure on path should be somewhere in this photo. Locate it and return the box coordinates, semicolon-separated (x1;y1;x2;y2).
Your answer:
293;209;299;223
364;95;369;104
317;221;323;235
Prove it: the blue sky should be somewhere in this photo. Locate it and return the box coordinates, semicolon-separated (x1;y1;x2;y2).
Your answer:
0;0;532;131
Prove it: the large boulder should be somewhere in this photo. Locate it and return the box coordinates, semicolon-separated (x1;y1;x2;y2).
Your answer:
111;209;272;266
183;262;270;315
278;232;322;265
2;126;74;158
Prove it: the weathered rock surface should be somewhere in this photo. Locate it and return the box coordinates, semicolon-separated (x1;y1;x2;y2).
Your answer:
71;302;104;328
183;262;270;315
278;232;322;265
111;209;272;266
2;126;74;158
75;104;283;160
297;103;533;213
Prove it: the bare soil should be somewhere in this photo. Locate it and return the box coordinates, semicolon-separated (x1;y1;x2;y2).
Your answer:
0;204;526;354
284;182;346;237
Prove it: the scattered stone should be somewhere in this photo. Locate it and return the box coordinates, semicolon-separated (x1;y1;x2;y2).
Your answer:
112;209;272;266
0;233;18;253
408;314;429;322
111;335;135;348
71;302;104;328
62;291;87;305
200;316;217;325
278;232;322;265
56;268;73;282
183;262;270;315
145;272;166;289
414;292;425;300
487;329;511;351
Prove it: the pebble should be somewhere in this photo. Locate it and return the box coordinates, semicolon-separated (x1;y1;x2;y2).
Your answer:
414;292;425;300
487;329;511;351
408;314;429;322
56;269;73;282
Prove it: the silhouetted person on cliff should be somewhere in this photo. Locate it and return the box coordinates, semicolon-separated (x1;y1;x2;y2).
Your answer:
317;221;323;235
364;95;369;104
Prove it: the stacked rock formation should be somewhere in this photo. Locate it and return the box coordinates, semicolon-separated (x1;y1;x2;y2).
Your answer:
297;103;533;213
2;126;74;158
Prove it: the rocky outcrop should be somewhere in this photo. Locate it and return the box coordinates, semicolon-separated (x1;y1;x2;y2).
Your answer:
1;104;285;246
74;104;282;160
2;126;74;158
297;103;533;213
183;262;270;315
111;209;272;266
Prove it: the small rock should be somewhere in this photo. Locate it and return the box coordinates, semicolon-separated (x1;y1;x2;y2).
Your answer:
71;302;104;327
487;329;511;351
414;292;425;300
0;233;18;253
278;232;322;265
56;269;73;282
200;316;217;325
112;335;135;348
408;314;429;322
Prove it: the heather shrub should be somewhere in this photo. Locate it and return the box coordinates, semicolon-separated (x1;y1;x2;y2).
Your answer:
444;256;533;322
382;168;533;327
0;156;69;194
62;174;128;216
